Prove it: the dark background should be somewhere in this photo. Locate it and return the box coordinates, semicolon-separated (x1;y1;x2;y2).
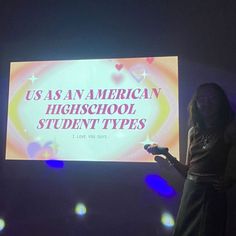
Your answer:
0;0;236;235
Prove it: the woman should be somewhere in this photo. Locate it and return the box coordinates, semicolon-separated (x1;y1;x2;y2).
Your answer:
146;83;236;236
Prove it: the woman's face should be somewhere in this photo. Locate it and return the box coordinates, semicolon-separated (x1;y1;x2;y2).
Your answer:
196;86;221;119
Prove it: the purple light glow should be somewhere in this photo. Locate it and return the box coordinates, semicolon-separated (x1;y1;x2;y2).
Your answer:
145;174;176;198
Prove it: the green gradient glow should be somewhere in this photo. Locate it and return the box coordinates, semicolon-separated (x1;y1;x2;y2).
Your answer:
161;212;175;228
0;218;5;231
75;203;87;216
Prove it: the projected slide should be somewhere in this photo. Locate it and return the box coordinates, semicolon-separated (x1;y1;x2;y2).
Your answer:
6;56;179;162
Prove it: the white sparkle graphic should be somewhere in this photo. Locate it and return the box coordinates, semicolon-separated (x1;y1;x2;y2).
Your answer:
28;74;39;83
141;70;148;79
140;135;155;146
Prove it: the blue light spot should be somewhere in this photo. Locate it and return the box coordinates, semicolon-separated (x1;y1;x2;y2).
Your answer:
45;160;64;168
145;174;175;197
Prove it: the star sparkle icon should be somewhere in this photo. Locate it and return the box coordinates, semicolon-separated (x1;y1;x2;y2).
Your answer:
141;70;148;80
140;135;155;146
28;74;39;83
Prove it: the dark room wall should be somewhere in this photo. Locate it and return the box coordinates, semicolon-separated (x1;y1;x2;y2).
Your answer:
0;1;235;235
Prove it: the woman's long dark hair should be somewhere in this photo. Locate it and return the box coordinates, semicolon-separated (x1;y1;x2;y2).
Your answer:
188;83;235;130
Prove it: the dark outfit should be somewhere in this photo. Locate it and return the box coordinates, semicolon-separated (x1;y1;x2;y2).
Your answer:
173;127;232;236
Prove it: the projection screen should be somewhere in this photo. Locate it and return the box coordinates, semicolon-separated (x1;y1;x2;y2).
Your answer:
6;56;179;162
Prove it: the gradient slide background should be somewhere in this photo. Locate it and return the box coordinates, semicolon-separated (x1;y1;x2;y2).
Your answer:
6;56;179;162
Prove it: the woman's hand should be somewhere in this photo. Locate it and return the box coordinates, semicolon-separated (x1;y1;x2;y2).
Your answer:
145;144;169;156
145;144;189;177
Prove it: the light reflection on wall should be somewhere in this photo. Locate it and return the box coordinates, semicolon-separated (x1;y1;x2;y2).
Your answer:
145;174;176;198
